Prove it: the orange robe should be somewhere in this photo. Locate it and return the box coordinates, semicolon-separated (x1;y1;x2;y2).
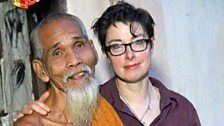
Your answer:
14;96;124;126
91;96;124;126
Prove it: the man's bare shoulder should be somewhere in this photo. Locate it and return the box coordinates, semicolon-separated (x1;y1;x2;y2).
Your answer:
13;112;43;126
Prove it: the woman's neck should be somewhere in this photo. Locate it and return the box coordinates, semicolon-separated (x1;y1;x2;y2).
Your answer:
116;77;152;103
116;77;161;125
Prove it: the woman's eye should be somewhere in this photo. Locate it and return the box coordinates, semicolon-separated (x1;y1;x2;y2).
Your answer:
134;39;144;45
111;44;122;50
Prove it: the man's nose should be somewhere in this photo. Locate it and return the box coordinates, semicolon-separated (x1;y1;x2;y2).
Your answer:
125;46;135;60
66;50;82;68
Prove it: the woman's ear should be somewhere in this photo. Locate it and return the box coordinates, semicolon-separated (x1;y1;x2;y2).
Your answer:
89;40;99;65
32;59;50;82
101;47;111;63
150;36;155;54
101;47;107;58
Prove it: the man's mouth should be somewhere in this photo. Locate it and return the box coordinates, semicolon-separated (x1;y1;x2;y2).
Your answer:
68;71;88;81
63;65;92;83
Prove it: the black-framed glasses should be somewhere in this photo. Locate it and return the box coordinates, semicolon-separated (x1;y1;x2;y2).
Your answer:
104;39;151;56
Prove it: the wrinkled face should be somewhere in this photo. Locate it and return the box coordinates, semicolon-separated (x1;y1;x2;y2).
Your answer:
105;22;152;83
36;18;98;90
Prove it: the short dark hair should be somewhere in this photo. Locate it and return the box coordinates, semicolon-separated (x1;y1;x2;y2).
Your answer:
92;1;155;49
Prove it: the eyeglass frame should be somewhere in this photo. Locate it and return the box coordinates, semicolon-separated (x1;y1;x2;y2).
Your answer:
104;39;151;56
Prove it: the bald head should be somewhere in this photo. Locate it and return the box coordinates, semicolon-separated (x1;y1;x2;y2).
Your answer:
30;13;88;60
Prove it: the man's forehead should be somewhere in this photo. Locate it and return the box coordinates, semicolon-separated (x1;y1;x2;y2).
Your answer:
39;19;84;39
39;18;88;49
43;18;81;30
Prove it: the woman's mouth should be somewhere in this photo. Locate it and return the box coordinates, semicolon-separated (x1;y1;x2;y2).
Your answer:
124;63;140;70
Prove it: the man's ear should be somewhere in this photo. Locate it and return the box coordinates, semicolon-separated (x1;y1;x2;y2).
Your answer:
89;40;99;65
32;59;50;82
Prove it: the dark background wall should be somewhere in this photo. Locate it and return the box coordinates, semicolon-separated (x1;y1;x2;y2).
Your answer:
0;0;67;125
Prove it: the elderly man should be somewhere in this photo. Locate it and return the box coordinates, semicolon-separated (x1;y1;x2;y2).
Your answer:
13;13;123;126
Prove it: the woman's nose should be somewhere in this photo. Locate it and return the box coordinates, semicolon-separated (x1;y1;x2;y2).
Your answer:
125;46;135;60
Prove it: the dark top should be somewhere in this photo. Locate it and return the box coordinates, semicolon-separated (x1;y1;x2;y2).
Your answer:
100;76;201;126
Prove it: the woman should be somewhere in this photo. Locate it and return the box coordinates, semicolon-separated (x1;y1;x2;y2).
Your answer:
92;1;200;126
15;1;200;126
92;2;159;125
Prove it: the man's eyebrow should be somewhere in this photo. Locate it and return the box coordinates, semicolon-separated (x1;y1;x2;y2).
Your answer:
47;41;61;53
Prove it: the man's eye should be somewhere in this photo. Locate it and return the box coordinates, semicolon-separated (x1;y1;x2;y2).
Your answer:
75;42;86;49
52;50;63;57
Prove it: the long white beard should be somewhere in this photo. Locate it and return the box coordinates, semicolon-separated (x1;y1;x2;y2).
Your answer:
65;76;99;126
